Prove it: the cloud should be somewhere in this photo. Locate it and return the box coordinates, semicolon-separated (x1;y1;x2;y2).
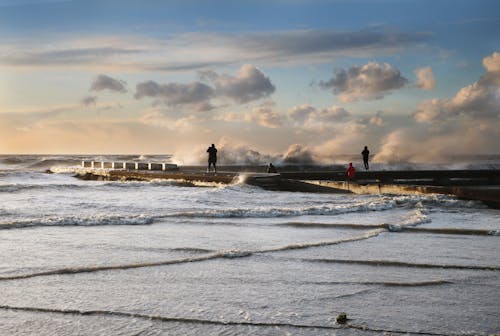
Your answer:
0;29;430;71
289;104;350;131
319;62;408;102
245;105;282;128
483;51;500;72
370;110;384;126
200;64;275;103
139;108;200;131
81;95;97;107
289;104;316;124
135;80;215;110
413;52;500;122
90;74;127;93
0;46;143;68
134;64;274;111
415;66;436;90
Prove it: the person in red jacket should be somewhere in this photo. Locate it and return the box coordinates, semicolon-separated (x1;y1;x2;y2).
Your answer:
346;162;356;180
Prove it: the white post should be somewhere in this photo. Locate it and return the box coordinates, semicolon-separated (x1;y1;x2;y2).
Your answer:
162;163;166;171
101;161;105;169
91;161;95;169
135;162;139;170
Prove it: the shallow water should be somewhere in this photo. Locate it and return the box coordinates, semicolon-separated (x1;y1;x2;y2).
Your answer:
0;155;499;335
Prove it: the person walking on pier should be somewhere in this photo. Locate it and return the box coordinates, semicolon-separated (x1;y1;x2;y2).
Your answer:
361;146;370;170
207;144;218;173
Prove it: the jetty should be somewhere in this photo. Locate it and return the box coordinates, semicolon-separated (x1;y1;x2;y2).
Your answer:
75;161;500;208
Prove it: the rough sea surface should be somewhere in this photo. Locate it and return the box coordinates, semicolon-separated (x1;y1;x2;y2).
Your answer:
0;155;499;335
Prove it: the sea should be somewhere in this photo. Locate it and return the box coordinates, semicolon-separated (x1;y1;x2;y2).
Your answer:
0;154;499;336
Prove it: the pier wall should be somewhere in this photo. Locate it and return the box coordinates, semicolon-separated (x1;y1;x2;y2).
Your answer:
81;161;178;172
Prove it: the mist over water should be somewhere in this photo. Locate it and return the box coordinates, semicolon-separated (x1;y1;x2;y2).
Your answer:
1;154;499;335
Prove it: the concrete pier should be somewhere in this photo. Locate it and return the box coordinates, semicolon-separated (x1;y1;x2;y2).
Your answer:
73;165;500;208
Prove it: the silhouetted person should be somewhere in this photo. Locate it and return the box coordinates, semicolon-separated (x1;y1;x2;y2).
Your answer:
207;144;217;173
267;163;277;173
362;146;370;170
347;162;356;180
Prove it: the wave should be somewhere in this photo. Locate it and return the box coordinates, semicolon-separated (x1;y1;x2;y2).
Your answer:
308;279;453;287
0;304;340;331
277;222;387;230
164;201;397;219
0;231;382;281
0;253;221;281
299;258;500;271
0;214;155;230
276;222;500;236
0;304;470;336
260;229;384;253
0;183;87;193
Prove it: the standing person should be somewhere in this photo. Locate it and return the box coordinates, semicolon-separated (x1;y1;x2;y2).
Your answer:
346;162;356;180
267;163;277;173
361;146;370;170
207;144;217;173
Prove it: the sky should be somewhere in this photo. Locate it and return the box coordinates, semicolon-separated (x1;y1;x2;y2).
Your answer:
0;0;499;164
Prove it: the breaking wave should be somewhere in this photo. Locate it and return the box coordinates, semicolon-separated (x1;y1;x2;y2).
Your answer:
0;214;155;230
164;202;397;219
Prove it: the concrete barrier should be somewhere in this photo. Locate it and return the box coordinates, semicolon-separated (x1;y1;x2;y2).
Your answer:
136;162;149;170
81;160;178;171
124;162;136;170
102;162;113;169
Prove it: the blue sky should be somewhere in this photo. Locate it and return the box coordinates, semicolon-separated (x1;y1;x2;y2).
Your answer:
0;0;499;163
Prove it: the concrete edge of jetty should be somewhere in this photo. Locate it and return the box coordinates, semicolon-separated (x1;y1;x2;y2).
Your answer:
73;162;500;208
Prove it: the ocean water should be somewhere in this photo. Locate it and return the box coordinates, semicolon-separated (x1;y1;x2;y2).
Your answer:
0;155;499;335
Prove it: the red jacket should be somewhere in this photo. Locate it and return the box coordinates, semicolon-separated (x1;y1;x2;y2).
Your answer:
347;163;356;179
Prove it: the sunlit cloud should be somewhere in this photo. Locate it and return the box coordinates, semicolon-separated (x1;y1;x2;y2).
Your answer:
289;104;351;131
414;51;500;122
200;64;275;103
245;104;282;128
319;62;408;102
367;110;384;126
415;66;436;90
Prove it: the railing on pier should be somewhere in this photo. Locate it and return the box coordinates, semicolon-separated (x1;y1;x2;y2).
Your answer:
81;161;178;171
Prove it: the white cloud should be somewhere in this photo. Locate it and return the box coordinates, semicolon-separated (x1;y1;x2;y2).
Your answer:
415;66;436;90
483;52;500;72
245;105;282;128
414;52;500;122
289;104;350;131
139;108;199;131
319;62;408;102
